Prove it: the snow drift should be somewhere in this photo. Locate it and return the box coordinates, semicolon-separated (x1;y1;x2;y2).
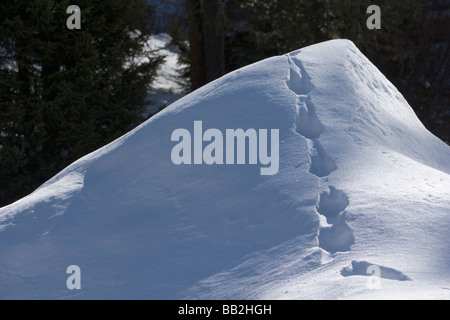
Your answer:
1;40;449;300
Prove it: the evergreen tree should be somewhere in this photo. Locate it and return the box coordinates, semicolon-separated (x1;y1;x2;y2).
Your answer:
328;0;449;144
225;0;449;143
224;0;329;70
0;0;163;206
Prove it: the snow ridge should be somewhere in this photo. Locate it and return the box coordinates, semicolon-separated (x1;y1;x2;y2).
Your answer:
287;53;354;254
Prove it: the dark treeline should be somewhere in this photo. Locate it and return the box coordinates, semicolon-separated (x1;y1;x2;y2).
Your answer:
0;0;449;207
0;0;163;207
174;0;449;142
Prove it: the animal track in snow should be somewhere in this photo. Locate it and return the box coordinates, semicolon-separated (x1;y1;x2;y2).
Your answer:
287;56;337;179
316;187;350;219
341;261;412;281
286;54;354;255
308;140;338;178
296;98;324;140
318;213;354;254
316;186;353;254
287;55;314;96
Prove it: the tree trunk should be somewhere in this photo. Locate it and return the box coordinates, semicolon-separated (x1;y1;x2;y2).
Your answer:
185;0;225;91
185;0;206;91
201;0;225;83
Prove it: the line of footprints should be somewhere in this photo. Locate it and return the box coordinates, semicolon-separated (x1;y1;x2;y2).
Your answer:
287;54;355;254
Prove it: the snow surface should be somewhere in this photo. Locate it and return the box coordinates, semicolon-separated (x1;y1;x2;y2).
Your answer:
1;40;449;300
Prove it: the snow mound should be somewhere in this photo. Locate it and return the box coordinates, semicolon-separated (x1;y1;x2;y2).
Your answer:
1;40;449;300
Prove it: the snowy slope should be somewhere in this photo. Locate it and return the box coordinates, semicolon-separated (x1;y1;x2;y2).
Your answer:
0;40;449;300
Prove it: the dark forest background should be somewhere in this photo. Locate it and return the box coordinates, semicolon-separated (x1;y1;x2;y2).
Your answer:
1;0;449;207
